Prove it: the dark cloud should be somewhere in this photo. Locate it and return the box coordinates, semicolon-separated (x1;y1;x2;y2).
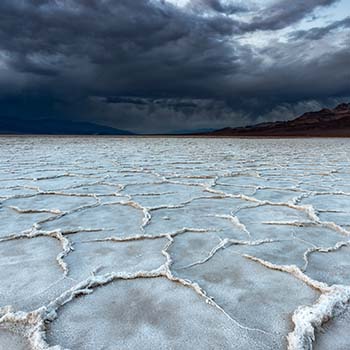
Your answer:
105;97;150;106
188;0;250;15
0;0;349;133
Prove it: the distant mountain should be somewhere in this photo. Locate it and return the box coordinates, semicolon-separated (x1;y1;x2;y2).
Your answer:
0;119;134;135
202;103;350;137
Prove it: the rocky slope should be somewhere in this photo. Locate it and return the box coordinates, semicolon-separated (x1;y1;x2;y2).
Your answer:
205;103;350;136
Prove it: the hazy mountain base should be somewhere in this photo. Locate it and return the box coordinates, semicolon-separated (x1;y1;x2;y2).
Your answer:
0;137;350;349
0;119;134;135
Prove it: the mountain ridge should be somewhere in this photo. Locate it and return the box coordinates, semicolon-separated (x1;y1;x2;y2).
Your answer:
201;103;350;137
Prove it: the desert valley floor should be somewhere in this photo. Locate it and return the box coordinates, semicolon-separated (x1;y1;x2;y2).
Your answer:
0;137;350;350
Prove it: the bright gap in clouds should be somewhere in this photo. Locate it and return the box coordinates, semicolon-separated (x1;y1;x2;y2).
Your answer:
166;0;189;7
295;0;350;30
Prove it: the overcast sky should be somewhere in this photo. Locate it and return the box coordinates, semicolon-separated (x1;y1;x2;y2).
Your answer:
0;0;349;133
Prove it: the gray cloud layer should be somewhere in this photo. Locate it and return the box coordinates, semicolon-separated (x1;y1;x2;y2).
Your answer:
0;0;349;132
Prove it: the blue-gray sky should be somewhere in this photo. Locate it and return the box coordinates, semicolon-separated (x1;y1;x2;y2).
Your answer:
0;0;349;133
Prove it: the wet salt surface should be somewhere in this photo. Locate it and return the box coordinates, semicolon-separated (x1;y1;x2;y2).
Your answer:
0;137;350;350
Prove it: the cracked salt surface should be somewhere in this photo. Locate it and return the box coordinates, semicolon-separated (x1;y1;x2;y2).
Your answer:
47;278;276;350
315;305;350;350
1;137;350;349
0;327;30;350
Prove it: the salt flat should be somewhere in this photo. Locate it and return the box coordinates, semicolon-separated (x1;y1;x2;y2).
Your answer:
0;137;350;350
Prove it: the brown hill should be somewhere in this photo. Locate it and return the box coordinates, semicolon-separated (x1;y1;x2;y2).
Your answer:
205;103;350;137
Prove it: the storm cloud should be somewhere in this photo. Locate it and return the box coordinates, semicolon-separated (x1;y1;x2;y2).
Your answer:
0;0;349;133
